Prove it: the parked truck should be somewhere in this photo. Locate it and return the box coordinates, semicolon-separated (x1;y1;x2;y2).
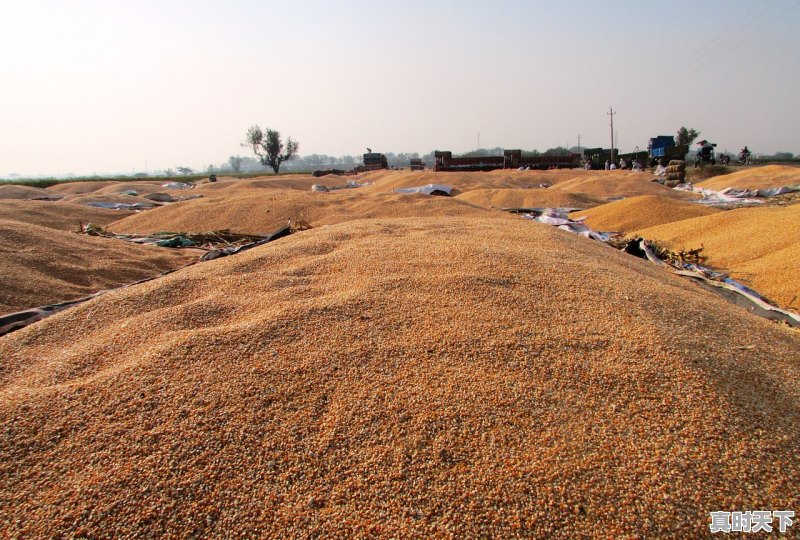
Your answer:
362;152;388;171
648;136;688;166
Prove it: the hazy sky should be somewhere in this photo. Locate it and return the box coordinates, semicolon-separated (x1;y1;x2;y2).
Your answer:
2;0;799;176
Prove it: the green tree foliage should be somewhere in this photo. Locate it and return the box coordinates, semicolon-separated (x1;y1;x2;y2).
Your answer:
245;125;299;174
176;166;193;176
676;127;700;146
542;146;571;156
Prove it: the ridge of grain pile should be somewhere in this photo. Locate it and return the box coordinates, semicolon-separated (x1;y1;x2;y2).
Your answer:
455;188;606;209
46;180;127;195
361;169;608;196
569;195;720;233
1;216;798;537
0;184;60;200
109;190;494;236
637;204;800;308
0;218;196;313
0;200;134;231
696;164;800;191
195;175;321;193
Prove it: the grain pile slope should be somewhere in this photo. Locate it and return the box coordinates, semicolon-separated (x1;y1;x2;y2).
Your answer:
109;190;493;235
0;219;195;313
637;204;800;308
196;176;321;194
1;217;798;538
46;181;119;195
455;188;606;209
696;164;800;191
361;169;600;195
0;184;60;200
569;195;721;233
552;172;699;200
0;200;133;231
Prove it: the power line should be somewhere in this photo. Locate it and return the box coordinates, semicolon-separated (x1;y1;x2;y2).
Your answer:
618;0;780;109
625;1;800;110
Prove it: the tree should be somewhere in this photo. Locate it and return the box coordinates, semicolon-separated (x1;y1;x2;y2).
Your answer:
676;127;700;146
164;168;175;177
176;166;193;176
244;125;299;174
228;155;243;173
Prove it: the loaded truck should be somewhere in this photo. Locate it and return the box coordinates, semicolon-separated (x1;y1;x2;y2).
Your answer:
648;136;688;166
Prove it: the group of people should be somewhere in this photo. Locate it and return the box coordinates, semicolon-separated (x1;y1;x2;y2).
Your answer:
587;157;643;171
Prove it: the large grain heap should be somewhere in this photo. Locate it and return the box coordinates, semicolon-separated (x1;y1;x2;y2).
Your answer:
109;190;493;236
0;184;60;200
551;172;699;200
1;217;798;537
0;219;195;313
637;204;800;309
696;164;800;191
570;194;720;233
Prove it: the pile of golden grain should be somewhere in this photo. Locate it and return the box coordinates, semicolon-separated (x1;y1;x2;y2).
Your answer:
1;216;797;537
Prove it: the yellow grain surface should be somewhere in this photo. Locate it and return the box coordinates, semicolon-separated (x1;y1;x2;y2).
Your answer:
0;219;196;313
455;188;606;209
0;184;59;200
551;172;700;200
569;195;721;233
636;204;800;307
0;200;133;231
696;164;800;190
1;217;798;538
109;190;496;236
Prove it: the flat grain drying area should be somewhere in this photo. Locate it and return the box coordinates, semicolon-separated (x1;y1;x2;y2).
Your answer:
0;200;133;231
570;195;721;233
1;217;798;538
696;164;800;191
637;204;800;309
0;219;196;313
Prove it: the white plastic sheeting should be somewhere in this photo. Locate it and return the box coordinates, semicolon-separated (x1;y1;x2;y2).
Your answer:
162;181;194;190
673;183;799;205
523;209;611;242
394;184;452;196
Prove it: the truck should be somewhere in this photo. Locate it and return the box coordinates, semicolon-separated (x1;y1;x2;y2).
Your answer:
362;152;388;171
648;136;688;166
433;150;580;171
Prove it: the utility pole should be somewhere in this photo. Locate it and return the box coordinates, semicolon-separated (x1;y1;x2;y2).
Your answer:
577;134;581;153
477;132;480;151
607;107;616;164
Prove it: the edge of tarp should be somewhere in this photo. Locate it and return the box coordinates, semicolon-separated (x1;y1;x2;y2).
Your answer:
0;225;293;338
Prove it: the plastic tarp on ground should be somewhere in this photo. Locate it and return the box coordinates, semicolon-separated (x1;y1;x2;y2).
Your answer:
162;181;194;190
393;184;452;196
522;209;612;242
673;183;800;205
520;207;800;328
0;225;295;337
311;180;369;193
85;201;156;210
